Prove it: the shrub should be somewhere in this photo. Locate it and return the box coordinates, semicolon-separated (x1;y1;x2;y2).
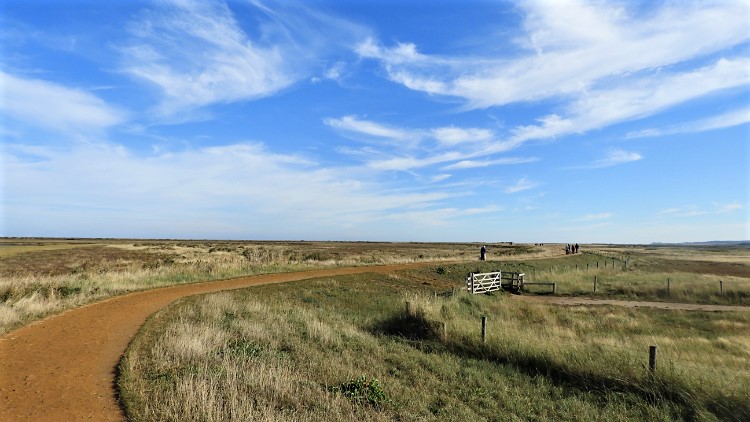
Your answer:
334;376;390;409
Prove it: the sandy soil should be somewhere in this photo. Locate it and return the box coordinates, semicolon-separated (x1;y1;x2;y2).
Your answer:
2;262;747;421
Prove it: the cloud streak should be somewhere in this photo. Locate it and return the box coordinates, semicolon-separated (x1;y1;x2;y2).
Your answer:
359;1;749;108
505;177;538;193
588;149;642;169
627;107;750;139
3;140;492;238
120;0;366;119
325;115;538;171
657;202;743;218
0;71;126;135
357;1;750;153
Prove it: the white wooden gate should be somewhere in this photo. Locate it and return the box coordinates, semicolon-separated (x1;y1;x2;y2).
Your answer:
466;271;525;294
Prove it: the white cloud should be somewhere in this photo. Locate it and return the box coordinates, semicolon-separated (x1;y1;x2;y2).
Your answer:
324;115;413;140
324;61;346;80
355;1;750;157
367;151;466;171
431;126;493;146
500;57;750;149
430;174;451;183
326;116;518;171
121;1;292;117
3;140;488;238
504;177;537;193
442;156;538;170
657;202;743;218
626;107;750;139
120;1;366;118
359;1;750;109
588;149;642;168
0;72;126;134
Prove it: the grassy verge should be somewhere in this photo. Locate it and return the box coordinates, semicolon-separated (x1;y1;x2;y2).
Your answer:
119;271;750;421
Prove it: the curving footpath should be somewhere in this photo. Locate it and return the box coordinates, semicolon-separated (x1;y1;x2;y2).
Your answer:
0;264;429;421
2;264;748;421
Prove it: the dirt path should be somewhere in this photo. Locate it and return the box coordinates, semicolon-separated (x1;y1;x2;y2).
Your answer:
0;264;429;421
2;264;748;421
516;295;750;312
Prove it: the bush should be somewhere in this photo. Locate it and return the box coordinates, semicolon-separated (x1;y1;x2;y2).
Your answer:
334;376;390;409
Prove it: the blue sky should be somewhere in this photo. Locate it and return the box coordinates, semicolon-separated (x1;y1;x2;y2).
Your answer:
1;0;748;243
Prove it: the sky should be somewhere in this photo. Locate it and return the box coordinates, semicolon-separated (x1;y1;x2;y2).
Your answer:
1;0;748;243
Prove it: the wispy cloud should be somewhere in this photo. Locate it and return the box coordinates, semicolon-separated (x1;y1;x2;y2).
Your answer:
357;1;750;152
430;174;451;183
583;149;642;169
359;1;749;109
3;139;489;237
0;71;126;135
431;126;493;146
504;57;750;147
504;177;538;193
324;115;414;141
442;156;538;170
325;115;537;171
120;1;292;118
658;202;744;218
120;1;365;119
626;107;750;139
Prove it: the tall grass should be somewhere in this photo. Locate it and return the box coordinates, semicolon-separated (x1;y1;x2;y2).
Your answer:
119;272;750;421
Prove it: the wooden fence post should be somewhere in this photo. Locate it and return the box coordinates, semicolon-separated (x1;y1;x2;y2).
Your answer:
597;261;599;268
720;280;723;294
406;301;412;315
481;316;487;343
441;322;447;340
667;278;670;294
552;283;557;294
649;345;657;373
586;263;589;271
594;275;598;293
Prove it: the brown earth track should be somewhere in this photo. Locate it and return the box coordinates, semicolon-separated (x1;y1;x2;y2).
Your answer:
2;263;748;421
0;263;430;421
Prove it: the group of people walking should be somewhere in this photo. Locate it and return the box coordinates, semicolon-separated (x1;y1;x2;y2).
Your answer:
565;243;579;254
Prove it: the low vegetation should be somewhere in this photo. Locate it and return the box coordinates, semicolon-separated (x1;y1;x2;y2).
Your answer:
3;239;748;419
0;239;540;334
119;272;750;421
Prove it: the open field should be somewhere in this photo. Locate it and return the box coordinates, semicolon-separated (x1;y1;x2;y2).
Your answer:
0;238;548;334
120;271;750;421
1;239;748;420
1;239;748;335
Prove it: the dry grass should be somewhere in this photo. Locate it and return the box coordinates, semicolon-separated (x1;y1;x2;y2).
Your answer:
119;273;750;421
0;239;554;334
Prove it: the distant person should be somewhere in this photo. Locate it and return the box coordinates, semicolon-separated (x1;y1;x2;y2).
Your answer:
575;243;579;253
565;244;570;254
480;245;486;261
